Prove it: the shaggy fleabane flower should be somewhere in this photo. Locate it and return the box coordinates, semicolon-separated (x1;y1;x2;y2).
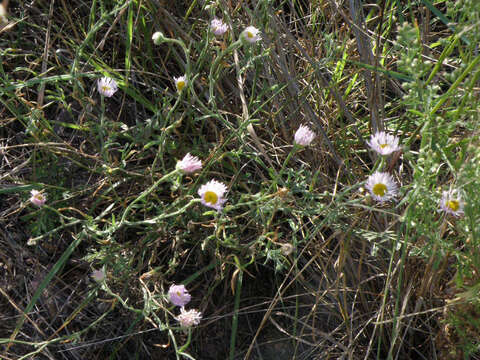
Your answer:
439;189;464;217
198;179;227;211
176;307;202;328
210;18;228;36
294;125;316;146
367;131;401;156
168;284;191;307
241;26;261;44
91;268;106;282
177;153;202;174
152;31;165;45
97;77;118;97
366;171;398;203
174;75;187;92
30;190;46;207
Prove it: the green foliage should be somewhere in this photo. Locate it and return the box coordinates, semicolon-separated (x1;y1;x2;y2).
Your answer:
1;0;480;359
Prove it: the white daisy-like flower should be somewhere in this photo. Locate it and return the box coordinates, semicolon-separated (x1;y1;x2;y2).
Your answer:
439;189;464;217
168;284;191;307
97;77;118;97
365;171;398;203
174;75;187;92
198;179;227;211
176;153;202;174
176;307;202;328
30;190;46;207
241;26;261;44
367;131;401;156
210;18;229;36
294;125;316;146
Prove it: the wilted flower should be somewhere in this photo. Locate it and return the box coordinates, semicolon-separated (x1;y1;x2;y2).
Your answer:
91;268;106;282
30;190;46;207
176;307;202;328
294;125;316;146
198;179;227;211
439;189;464;217
97;77;118;97
174;75;187;92
152;31;165;45
280;243;294;256
367;131;401;156
366;171;398;203
241;26;261;44
177;153;202;174
210;18;228;36
168;284;191;307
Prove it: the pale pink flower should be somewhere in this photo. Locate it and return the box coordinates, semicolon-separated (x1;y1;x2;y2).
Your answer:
198;179;227;211
174;75;187;92
367;131;401;156
294;125;316;146
176;307;202;328
439;189;464;217
91;268;106;282
97;77;118;97
365;171;398;203
177;153;202;174
210;18;229;36
30;190;46;207
241;26;261;44
168;284;191;307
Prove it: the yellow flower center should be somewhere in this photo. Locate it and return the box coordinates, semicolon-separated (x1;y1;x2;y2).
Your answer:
176;291;181;296
102;85;111;92
379;143;388;149
176;81;185;91
372;183;387;197
204;191;218;205
247;31;254;38
34;194;44;201
447;200;459;212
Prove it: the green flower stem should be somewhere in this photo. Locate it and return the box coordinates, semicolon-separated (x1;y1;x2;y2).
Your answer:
208;39;243;108
372;154;385;172
102;282;143;315
99;94;107;161
178;328;192;353
270;144;300;190
124;198;200;226
151;35;191;174
119;168;181;225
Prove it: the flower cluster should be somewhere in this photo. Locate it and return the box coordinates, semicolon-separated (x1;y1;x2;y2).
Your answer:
151;22;261;93
364;131;464;217
167;284;202;328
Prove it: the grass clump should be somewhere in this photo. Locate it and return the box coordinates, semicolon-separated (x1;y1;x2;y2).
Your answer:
0;0;479;359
